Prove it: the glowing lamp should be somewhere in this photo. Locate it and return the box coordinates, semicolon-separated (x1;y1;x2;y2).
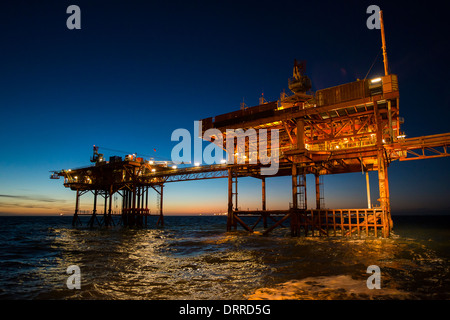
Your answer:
370;77;382;83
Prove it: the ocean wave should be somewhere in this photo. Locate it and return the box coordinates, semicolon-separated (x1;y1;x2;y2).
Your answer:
248;274;411;300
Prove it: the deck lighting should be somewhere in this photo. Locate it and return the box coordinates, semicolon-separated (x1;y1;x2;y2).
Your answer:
194;162;200;167
370;77;382;83
151;168;156;172
172;165;177;169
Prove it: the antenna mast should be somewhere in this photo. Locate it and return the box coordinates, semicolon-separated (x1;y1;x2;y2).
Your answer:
380;10;389;76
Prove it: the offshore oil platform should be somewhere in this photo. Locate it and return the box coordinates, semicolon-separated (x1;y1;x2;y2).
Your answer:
51;11;450;237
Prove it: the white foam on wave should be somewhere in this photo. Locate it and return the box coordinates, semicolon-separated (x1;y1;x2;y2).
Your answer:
248;274;411;300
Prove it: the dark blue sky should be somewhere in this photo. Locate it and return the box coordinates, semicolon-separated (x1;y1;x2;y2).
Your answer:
0;0;449;215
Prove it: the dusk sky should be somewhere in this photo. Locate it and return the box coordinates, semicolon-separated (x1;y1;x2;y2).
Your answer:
0;0;449;215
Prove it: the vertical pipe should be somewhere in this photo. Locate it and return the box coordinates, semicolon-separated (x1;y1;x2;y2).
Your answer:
315;174;321;210
108;189;113;215
145;186;149;227
145;186;149;210
131;186;136;226
104;191;108;214
75;189;80;214
124;189;129;226
377;147;390;237
291;164;298;209
366;171;372;209
138;187;142;226
137;186;141;211
234;175;238;211
108;190;112;226
158;185;164;227
92;190;98;214
133;186;136;213
227;168;233;231
104;190;108;226
72;189;80;226
262;177;267;228
297;119;305;150
122;190;126;226
302;173;307;210
377;152;388;206
127;189;131;210
291;165;298;236
374;100;388;217
385;165;393;230
387;100;394;142
88;190;98;227
396;98;401;138
137;187;144;225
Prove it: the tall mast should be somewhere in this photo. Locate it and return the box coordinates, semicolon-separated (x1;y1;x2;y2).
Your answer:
380;10;389;76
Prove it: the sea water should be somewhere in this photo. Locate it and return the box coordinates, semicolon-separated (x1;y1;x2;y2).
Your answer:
0;215;449;300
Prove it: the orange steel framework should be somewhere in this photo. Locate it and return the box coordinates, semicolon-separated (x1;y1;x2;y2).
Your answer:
52;70;450;237
51;11;450;237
